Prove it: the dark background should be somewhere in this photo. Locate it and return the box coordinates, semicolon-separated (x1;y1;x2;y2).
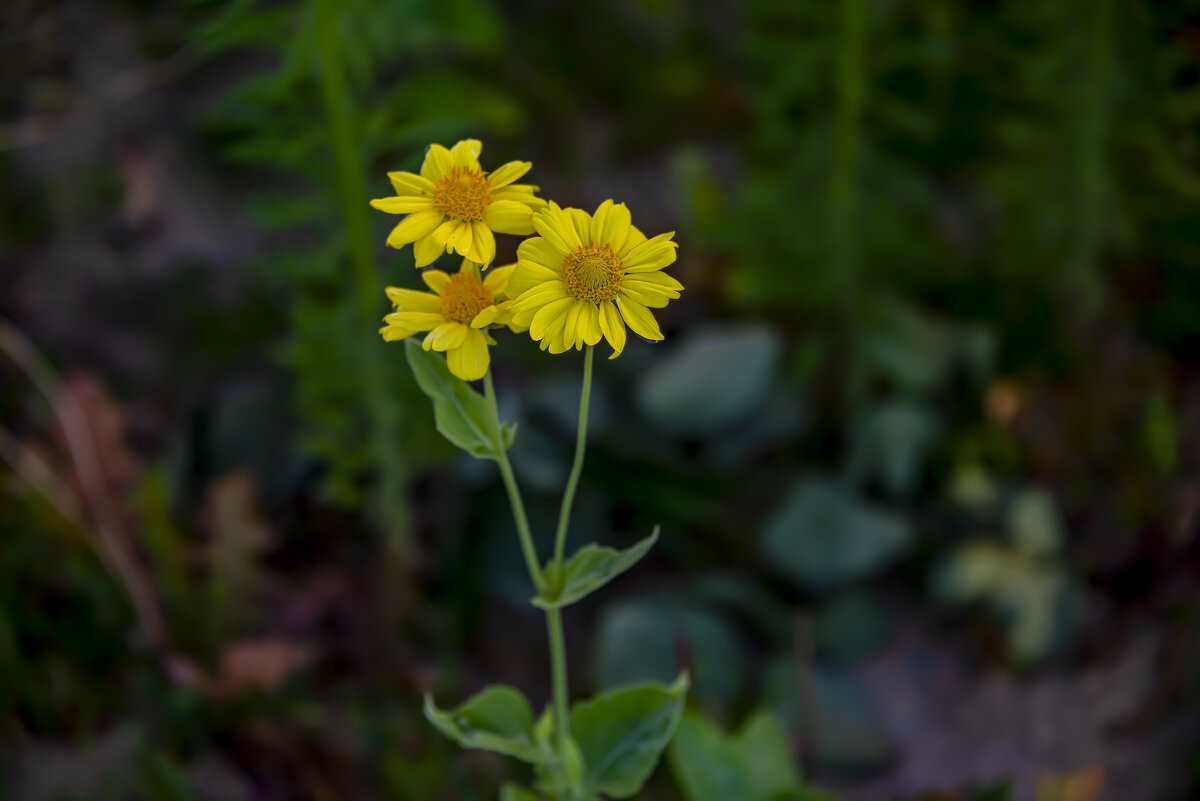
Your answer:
2;0;1199;799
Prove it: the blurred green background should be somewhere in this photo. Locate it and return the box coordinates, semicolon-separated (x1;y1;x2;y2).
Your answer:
2;0;1199;799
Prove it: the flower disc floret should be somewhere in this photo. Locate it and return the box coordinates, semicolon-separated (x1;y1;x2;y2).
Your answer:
433;167;490;222
561;245;622;303
441;271;494;323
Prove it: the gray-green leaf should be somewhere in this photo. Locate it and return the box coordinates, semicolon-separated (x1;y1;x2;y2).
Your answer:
424;686;549;764
534;528;659;610
570;674;689;798
667;710;802;801
405;339;498;459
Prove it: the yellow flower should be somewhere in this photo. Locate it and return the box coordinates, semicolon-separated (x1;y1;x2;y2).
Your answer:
370;139;546;268
379;260;517;381
508;200;682;357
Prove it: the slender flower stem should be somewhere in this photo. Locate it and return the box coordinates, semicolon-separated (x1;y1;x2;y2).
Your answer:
553;345;595;569
546;607;573;793
483;372;545;594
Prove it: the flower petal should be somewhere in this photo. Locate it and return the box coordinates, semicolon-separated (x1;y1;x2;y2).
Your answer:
598;300;626;358
414;220;457;267
488;160;532;189
447;329;490;381
469;221;496;265
483;263;516;295
385;311;445;331
509;260;563;298
619;285;672;308
624;270;684;292
370;196;435;214
380;323;417;342
517;237;565;270
580;302;603;346
530;296;575;341
388;171;434;196
485;199;536;235
450;139;482;169
385;287;442;312
421;269;451;294
618;224;648;255
567;208;592;246
421;144;453;181
563;300;587;349
616;296;663;341
386;210;444;249
423;322;469;352
470;306;499;328
621;232;678;272
590;200;632;250
534;202;583;253
512;281;569;314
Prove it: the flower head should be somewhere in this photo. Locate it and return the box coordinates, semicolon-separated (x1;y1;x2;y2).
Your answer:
508;200;682;357
370;139;546;268
380;260;517;381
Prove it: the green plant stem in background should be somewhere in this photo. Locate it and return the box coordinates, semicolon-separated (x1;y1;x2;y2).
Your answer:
483;373;545;594
553;345;595;568
546;606;573;795
313;0;410;558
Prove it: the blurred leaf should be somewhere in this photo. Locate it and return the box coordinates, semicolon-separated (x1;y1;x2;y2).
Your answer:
765;661;895;773
424;686;548;765
668;709;803;801
762;478;913;593
1143;393;1178;474
499;784;543;801
846;401;939;497
569;674;689;799
814;590;892;664
1007;488;1063;558
591;598;746;708
636;324;782;435
405;339;498;459
535;527;659;610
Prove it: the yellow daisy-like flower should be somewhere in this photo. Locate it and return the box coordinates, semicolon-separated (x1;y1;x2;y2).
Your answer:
370;139;546;268
379;260;517;381
508;200;682;358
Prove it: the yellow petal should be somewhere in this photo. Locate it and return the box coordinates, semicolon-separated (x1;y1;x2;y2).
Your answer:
488;161;532;189
580;302;603;346
385;311;445;331
590;200;632;250
388;171;434;196
470;306;499;328
567;208;592;246
450;139;482;169
598;300;626;358
380;324;417;342
563;300;587;349
530;296;575;341
622;232;678;272
483;263;516;295
512;281;569;314
624;270;684;292
533;202;583;254
509;260;562;299
517;237;565;270
421;144;453;181
447;329;490;381
616;296;663;341
619;285;672;308
485;199;536;235
370;196;435;214
469;221;496;265
386;210;444;249
414;220;457;267
619;224;648;254
423;321;469;352
384;287;441;312
422;269;451;294
447;220;474;258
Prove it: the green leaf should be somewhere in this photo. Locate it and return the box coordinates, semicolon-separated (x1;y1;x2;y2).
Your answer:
761;478;913;593
424;686;548;764
667;710;802;801
405;340;497;459
534;528;660;610
499;784;542;801
845;401;939;498
636;324;781;435
1007;488;1062;558
570;674;690;799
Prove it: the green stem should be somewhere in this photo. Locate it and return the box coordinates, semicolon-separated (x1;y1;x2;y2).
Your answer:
553;346;595;569
546;607;573;795
483;372;545;594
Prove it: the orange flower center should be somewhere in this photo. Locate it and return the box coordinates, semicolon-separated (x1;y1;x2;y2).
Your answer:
561;245;623;303
440;271;493;323
433;167;490;221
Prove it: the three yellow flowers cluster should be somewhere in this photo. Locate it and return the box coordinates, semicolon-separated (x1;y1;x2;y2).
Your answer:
371;139;683;381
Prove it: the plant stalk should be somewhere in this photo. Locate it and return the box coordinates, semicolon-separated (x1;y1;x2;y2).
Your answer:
553;345;594;569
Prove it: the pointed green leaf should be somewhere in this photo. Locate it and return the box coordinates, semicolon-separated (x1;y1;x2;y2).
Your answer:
534;528;659;610
734;711;803;799
569;674;689;798
667;710;802;801
424;686;549;764
499;784;542;801
405;339;497;459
